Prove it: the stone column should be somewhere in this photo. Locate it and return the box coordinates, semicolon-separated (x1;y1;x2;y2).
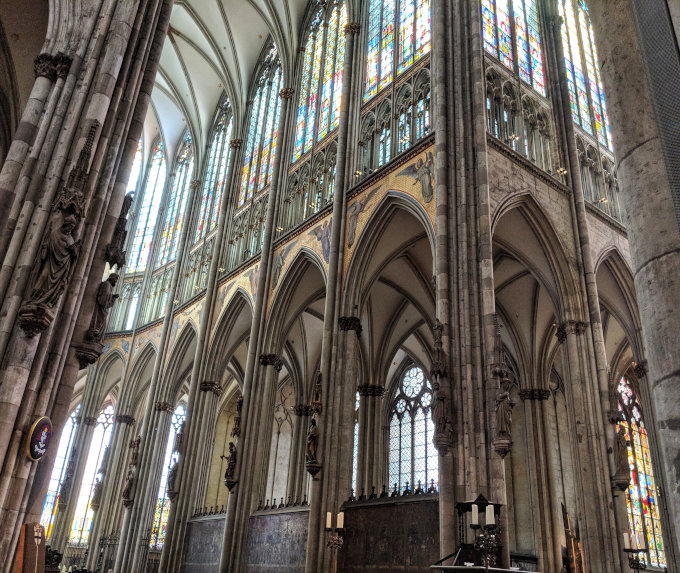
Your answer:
587;0;680;558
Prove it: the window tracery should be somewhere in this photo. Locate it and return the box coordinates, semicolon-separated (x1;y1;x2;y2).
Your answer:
616;376;666;567
70;404;115;544
388;365;438;491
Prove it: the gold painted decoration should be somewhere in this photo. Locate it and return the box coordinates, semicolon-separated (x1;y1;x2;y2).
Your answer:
26;417;52;461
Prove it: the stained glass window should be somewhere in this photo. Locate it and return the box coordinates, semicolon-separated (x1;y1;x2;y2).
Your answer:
481;0;545;95
127;140;167;273
156;133;194;267
150;404;186;549
365;0;431;101
125;285;140;330
388;365;438;491
240;45;282;207
559;0;611;148
352;391;360;492
617;377;666;567
40;405;80;541
292;2;348;163
70;405;115;544
195;104;233;242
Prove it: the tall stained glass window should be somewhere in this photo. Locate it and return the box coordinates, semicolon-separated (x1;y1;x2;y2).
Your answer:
40;405;81;541
559;0;611;148
195;102;233;242
352;391;359;492
240;45;282;207
70;405;115;544
128;139;144;195
156;133;194;267
365;0;431;101
127;140;167;273
150;404;186;549
617;377;666;567
481;0;546;95
388;365;438;491
293;1;348;162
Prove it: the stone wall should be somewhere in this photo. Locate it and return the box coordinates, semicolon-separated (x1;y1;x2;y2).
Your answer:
183;515;226;573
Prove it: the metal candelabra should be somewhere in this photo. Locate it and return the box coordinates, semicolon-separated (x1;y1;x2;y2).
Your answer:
624;548;647;571
470;523;502;570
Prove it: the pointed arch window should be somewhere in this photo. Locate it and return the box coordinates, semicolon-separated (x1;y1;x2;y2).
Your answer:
352;391;360;492
127;140;167;273
617;377;666;567
388;365;438;491
240;45;282;207
157;133;194;267
150;404;186;550
559;0;611;148
481;0;546;95
293;1;348;162
365;0;431;101
40;405;81;541
195;102;234;241
70;405;115;544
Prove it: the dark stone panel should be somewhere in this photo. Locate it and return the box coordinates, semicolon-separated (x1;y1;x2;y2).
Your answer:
183;516;226;573
245;509;309;572
338;497;439;572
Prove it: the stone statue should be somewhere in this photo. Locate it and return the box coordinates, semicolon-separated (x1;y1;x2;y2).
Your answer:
122;469;135;507
86;274;119;343
495;381;514;438
615;425;629;477
28;213;81;309
224;442;237;482
173;422;185;454
167;462;179;500
129;436;141;466
305;418;319;464
106;193;133;269
90;479;103;511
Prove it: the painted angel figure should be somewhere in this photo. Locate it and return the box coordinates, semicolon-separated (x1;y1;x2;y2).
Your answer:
309;220;331;263
346;187;379;248
397;151;435;203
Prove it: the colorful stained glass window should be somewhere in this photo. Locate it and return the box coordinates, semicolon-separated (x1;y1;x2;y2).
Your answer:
156;133;194;267
70;405;115;544
559;0;611;148
240;45;282;206
127;140;167;273
481;0;545;95
40;405;81;541
617;376;666;567
365;0;431;101
150;404;186;549
388;365;438;492
292;3;347;163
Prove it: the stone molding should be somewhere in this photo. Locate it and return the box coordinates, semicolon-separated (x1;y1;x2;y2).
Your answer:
554;320;588;343
293;404;313;416
633;360;648;378
34;53;57;81
338;316;362;338
344;22;361;35
230;138;243;148
259;353;283;372
54;53;72;80
200;381;223;396
279;87;295;99
518;388;551;401
116;414;135;425
83;416;98;426
357;384;385;397
155;401;174;413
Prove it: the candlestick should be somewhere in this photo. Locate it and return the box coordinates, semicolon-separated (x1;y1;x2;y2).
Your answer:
337;512;344;530
471;504;479;525
486;504;495;525
326;511;332;530
623;532;630;550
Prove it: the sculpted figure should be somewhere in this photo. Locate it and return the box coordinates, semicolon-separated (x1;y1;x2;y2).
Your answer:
224;442;237;482
495;381;514;438
86;274;119;343
615;425;630;477
29;213;81;308
167;462;179;500
305;418;319;463
122;469;135;506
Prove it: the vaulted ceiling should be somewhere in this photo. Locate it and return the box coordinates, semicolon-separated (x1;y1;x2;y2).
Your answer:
145;0;309;163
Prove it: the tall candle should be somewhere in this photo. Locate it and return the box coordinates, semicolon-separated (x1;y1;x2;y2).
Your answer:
623;532;630;550
337;512;344;530
471;504;479;525
631;534;637;550
326;512;332;530
486;505;495;525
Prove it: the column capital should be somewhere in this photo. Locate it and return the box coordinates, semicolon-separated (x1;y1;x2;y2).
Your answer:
229;138;243;148
116;414;135;425
292;404;313;416
83;416;98;426
518;388;551;401
279;87;295;99
155;401;174;413
633;359;648;378
34;53;57;81
554;320;588;343
338;316;362;338
357;384;386;397
259;353;283;372
200;381;223;396
344;22;361;35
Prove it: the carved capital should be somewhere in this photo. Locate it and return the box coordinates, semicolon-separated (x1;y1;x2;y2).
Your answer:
293;404;313;416
338;316;362;338
73;340;104;369
555;320;588;343
259;353;283;372
279;87;295;99
116;414;135;425
34;53;57;81
633;360;648;378
230;138;243;148
200;381;223;396
344;22;361;35
83;416;98;426
190;179;202;190
357;384;386;397
518;388;551;401
547;14;564;30
155;401;174;413
53;53;72;80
